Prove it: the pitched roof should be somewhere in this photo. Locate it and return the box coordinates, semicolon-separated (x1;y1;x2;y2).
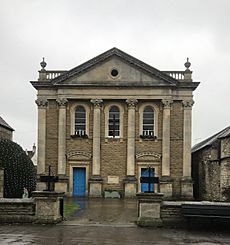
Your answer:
51;47;179;86
192;126;230;153
0;116;14;131
31;47;200;91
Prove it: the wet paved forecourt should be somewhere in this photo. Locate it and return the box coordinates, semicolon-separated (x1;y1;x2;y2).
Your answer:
0;198;230;244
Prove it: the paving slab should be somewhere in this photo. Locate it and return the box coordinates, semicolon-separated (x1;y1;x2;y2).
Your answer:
62;197;138;226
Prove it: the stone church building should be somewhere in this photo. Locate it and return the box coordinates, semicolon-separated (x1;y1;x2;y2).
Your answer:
31;48;199;199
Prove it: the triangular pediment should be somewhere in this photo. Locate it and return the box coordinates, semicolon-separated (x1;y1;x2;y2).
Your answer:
51;48;178;87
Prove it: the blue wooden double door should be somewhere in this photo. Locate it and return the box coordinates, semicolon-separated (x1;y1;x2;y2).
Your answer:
73;167;86;196
141;168;155;192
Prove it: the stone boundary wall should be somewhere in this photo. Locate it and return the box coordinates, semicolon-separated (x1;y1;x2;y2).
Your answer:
0;191;64;224
161;201;185;227
0;198;35;223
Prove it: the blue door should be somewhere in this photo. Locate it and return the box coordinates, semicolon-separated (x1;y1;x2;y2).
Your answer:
141;168;155;192
73;168;86;196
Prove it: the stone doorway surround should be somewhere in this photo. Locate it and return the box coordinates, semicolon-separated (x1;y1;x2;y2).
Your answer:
136;151;161;193
66;150;92;197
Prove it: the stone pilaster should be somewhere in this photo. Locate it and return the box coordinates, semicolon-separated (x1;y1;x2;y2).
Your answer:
161;99;173;198
35;98;48;175
35;98;48;191
56;98;68;192
182;99;194;177
56;98;68;175
89;99;103;196
161;99;173;176
125;99;138;197
181;99;194;199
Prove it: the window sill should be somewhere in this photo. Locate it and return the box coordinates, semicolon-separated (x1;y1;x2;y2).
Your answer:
70;134;88;139
105;137;123;143
139;135;157;141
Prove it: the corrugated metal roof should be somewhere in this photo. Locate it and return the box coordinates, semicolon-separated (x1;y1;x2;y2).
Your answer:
0;116;14;131
192;126;230;153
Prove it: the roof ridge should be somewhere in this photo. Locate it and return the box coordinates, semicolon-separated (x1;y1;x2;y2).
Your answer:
0;116;14;131
192;125;230;152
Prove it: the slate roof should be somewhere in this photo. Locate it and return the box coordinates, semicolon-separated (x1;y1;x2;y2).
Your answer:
0;116;14;131
192;126;230;153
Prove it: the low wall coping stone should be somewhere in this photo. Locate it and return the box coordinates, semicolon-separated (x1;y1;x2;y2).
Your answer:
0;198;34;204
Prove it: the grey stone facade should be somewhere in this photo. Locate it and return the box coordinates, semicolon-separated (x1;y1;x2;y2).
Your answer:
192;126;230;201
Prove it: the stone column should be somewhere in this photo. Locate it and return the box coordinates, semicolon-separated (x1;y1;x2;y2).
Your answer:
124;99;138;197
35;98;48;191
89;99;103;196
160;99;173;198
181;99;194;199
56;98;68;192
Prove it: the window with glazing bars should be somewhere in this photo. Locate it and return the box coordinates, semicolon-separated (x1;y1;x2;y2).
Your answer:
143;106;154;136
109;106;120;137
75;106;86;136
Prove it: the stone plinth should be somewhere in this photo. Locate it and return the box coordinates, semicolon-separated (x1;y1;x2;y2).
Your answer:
181;177;193;200
136;192;164;227
160;177;173;199
32;191;65;224
89;175;102;197
124;175;137;197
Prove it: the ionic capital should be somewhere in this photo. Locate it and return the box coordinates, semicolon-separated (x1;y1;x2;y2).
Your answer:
56;98;68;107
182;99;194;109
35;98;48;108
162;99;173;109
126;99;138;109
90;99;103;109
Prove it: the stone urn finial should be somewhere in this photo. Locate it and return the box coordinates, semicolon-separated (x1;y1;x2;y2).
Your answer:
40;57;47;71
184;57;191;71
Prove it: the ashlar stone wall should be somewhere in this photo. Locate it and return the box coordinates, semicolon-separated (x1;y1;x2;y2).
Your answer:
44;97;187;197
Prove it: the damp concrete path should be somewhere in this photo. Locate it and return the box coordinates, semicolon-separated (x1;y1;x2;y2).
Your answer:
0;224;230;244
0;198;230;244
61;197;138;227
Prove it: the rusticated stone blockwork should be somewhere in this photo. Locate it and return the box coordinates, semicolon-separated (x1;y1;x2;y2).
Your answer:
32;48;199;198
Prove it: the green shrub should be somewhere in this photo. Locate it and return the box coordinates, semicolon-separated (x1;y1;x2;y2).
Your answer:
0;139;36;198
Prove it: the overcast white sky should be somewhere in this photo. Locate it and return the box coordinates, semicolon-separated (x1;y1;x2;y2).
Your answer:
0;0;229;150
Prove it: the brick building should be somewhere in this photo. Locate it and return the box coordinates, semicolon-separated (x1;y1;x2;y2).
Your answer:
0;116;14;140
31;48;199;199
192;126;230;201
